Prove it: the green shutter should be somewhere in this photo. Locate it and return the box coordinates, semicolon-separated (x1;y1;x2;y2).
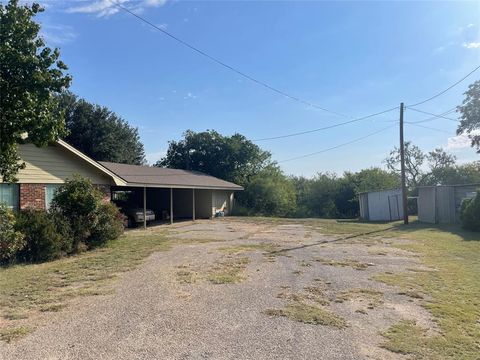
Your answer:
0;184;19;210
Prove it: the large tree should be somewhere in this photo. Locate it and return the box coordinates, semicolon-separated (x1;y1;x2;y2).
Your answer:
457;80;480;153
156;130;272;186
0;0;71;182
385;142;456;189
58;92;146;165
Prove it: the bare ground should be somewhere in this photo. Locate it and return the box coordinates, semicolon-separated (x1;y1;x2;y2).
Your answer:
0;218;434;360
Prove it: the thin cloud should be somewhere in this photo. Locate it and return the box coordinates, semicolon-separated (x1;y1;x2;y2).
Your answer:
446;131;480;150
67;0;166;18
183;92;197;100
463;42;480;49
40;24;77;45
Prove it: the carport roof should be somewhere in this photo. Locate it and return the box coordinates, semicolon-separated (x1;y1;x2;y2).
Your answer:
99;162;244;190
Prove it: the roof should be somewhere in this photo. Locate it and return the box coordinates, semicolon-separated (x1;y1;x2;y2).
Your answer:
99;161;244;190
417;183;480;188
357;188;402;195
56;140;127;186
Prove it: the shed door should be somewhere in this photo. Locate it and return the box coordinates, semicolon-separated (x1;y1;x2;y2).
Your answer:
388;195;401;221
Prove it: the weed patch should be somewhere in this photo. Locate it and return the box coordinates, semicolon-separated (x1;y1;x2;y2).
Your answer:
0;327;33;343
207;256;250;284
314;257;371;270
264;302;346;328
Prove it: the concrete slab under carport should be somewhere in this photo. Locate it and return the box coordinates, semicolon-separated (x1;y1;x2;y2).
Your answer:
111;186;214;228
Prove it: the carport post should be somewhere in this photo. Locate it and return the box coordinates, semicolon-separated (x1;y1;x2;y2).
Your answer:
170;188;173;225
192;189;196;221
143;186;147;229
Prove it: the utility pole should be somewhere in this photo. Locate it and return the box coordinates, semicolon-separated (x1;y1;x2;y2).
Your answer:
399;103;409;225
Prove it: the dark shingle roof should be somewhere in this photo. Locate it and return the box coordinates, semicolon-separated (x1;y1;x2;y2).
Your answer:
99;162;243;190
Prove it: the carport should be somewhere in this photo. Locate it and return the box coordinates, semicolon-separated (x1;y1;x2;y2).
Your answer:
100;162;243;228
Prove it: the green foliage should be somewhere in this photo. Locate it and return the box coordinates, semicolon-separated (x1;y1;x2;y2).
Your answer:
460;191;480;232
0;0;71;182
457;80;480;153
50;175;118;251
15;209;71;263
236;167;296;217
344;167;400;194
427;161;480;186
292;173;356;218
88;203;125;248
0;204;25;264
57;92;145;165
384;142;480;191
156;130;272;186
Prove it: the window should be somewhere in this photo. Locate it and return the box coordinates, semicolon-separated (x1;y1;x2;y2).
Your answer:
0;184;19;210
45;184;61;209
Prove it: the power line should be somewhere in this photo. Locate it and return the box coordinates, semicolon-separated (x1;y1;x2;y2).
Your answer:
406;107;459;122
111;1;349;118
405;122;452;134
278;124;396;163
408;107;457;124
253;106;399;141
407;64;480;107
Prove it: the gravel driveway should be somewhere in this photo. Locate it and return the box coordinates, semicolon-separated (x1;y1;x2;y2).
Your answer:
1;218;432;360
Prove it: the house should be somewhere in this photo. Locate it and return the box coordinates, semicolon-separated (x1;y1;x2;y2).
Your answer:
0;141;243;226
359;188;404;221
418;184;479;224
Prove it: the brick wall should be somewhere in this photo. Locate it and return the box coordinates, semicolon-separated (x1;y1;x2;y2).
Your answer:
19;184;46;210
18;183;111;210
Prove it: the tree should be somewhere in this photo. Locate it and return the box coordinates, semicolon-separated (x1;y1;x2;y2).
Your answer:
0;0;71;182
427;161;480;186
237;166;297;217
385;142;426;189
58;92;146;165
156;130;272;186
344;167;400;194
385;143;457;189
457;80;480;153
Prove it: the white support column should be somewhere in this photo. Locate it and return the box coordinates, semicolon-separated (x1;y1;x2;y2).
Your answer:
170;188;173;225
192;188;196;221
143;186;147;229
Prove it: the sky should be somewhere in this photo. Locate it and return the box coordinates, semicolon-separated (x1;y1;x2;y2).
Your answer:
27;0;480;177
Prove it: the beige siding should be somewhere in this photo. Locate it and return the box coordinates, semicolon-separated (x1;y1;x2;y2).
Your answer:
4;144;112;185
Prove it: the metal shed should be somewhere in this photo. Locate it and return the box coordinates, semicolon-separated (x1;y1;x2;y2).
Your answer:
418;183;479;224
359;188;404;221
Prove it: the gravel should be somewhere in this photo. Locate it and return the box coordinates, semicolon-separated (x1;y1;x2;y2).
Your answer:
0;219;430;360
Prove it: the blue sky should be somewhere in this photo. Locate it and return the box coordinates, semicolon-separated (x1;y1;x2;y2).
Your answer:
34;0;480;177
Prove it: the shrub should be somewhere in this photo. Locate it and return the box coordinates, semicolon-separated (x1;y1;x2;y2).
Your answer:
51;175;124;251
87;203;125;248
15;209;72;263
50;175;104;251
0;204;25;264
460;190;480;232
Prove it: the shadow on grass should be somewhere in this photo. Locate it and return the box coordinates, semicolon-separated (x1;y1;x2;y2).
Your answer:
390;220;480;242
270;218;479;255
270;225;397;255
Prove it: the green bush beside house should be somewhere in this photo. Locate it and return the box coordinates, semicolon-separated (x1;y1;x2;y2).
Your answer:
0;175;125;265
